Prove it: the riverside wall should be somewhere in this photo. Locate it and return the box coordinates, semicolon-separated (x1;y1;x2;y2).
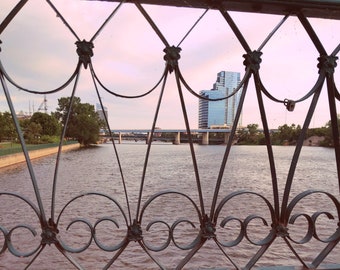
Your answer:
0;143;80;169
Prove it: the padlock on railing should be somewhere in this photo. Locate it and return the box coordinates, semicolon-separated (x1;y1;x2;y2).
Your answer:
284;99;295;112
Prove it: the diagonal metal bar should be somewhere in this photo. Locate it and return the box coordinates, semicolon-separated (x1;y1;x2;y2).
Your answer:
311;236;340;268
253;71;280;218
0;0;28;35
210;70;251;219
90;0;126;42
177;8;209;47
214;238;240;269
51;61;82;222
257;14;289;51
244;239;276;270
280;80;325;222
24;245;46;270
103;240;129;270
0;67;47;225
332;43;340;56
139;240;166;269
283;237;310;268
56;242;85;270
134;1;170;47
136;66;169;219
219;8;251;53
89;62;133;224
326;74;340;192
175;239;206;270
174;65;205;216
46;0;81;41
298;12;327;56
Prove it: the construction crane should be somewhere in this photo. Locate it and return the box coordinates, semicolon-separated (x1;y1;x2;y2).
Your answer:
38;95;48;114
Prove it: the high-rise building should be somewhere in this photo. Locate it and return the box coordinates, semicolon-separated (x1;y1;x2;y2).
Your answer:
96;103;108;122
198;71;242;129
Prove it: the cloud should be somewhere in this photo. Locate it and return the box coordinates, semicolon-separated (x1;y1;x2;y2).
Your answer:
0;1;339;129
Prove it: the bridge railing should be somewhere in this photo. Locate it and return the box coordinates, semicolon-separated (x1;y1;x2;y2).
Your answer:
0;1;339;269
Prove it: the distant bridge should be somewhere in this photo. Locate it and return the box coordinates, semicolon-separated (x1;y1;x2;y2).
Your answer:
100;129;232;144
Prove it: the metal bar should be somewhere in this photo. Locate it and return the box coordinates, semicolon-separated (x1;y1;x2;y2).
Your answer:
90;0;126;42
0;0;28;35
0;67;47;225
257;14;289;51
46;0;81;41
174;65;206;216
177;8;209;47
134;1;170;47
326;74;340;192
298;12;327;56
253;71;280;218
280;80;324;222
210;70;251;219
219;8;251;53
89;62;133;224
136;66;169;219
51;61;82;222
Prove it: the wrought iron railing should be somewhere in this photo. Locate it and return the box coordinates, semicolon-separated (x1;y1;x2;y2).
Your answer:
0;1;339;269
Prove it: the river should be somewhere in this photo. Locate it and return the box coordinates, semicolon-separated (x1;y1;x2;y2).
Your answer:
0;144;339;269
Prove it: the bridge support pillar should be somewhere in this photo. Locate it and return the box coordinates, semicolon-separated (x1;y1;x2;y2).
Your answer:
173;132;180;145
202;132;209;145
118;132;122;144
224;133;230;144
146;132;151;144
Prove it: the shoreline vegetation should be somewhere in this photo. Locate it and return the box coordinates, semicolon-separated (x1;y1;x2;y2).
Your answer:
0;142;80;169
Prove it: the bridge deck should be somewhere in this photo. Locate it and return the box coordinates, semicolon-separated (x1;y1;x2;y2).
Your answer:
89;0;340;19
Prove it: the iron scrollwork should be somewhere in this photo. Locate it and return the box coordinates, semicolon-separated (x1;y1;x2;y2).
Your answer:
0;0;339;269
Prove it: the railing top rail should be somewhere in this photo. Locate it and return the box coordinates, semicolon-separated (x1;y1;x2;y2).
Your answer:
88;0;340;19
108;129;232;133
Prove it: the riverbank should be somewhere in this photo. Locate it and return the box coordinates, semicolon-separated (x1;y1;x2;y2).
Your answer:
0;143;80;169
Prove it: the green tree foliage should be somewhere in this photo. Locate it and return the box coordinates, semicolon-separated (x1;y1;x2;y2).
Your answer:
237;124;265;145
0;112;16;142
17;113;61;144
23;122;42;144
55;97;103;146
30;112;61;136
271;124;301;145
319;115;340;147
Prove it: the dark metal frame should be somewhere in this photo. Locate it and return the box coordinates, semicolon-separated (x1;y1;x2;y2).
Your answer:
0;0;339;269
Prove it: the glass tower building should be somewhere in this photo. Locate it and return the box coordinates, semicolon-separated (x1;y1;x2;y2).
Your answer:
96;103;108;122
198;71;242;129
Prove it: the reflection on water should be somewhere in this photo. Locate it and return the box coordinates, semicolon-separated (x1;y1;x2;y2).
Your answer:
0;144;339;269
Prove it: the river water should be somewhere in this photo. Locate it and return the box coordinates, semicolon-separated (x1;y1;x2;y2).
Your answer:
0;143;339;269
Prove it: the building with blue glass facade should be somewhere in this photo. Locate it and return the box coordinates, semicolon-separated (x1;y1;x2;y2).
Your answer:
198;71;242;128
96;103;108;122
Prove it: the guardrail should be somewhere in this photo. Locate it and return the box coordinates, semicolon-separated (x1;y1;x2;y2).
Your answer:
0;1;339;269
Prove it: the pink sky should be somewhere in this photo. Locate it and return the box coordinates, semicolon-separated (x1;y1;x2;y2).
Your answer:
0;0;339;129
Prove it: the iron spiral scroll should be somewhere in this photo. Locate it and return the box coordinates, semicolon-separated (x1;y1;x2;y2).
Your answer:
0;0;340;269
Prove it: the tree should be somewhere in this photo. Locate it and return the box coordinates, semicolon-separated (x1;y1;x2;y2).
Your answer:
55;97;103;146
0;112;16;142
237;123;265;145
271;124;301;145
320;115;340;147
30;112;61;136
24;122;42;144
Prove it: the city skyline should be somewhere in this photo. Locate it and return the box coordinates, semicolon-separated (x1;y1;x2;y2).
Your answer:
0;1;339;129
